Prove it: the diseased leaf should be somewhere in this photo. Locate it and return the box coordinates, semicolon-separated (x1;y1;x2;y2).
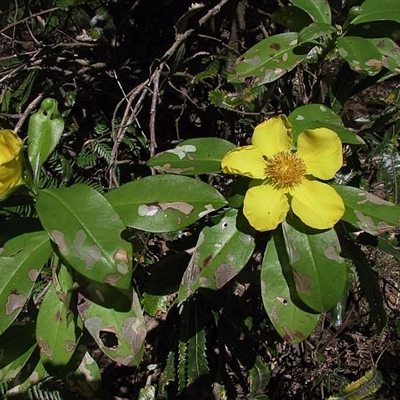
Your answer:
281;221;348;313
0;232;52;334
229;33;305;85
0;322;36;383
337;36;383;76
147;138;235;175
288;104;365;145
36;184;132;290
177;209;255;304
333;185;400;235
106;175;227;233
77;291;145;366
36;264;82;371
261;233;319;344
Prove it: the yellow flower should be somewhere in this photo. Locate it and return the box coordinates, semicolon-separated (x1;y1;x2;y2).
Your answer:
221;115;345;231
0;129;23;197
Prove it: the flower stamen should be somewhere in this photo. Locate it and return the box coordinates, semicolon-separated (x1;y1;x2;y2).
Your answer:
265;151;307;189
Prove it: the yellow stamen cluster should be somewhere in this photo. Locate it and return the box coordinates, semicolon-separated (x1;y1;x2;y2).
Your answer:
265;151;307;189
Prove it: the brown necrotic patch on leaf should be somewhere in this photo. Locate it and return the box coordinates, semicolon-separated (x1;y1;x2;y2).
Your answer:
65;340;76;353
5;293;27;315
28;269;40;282
123;317;146;356
215;263;237;289
51;230;67;251
158;201;194;215
325;246;344;263
293;269;311;295
103;273;121;285
72;230;102;270
114;248;128;263
38;337;53;357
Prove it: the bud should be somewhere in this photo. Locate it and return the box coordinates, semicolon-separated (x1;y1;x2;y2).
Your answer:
0;129;23;197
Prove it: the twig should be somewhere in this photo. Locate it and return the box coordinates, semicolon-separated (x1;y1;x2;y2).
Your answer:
14;93;43;134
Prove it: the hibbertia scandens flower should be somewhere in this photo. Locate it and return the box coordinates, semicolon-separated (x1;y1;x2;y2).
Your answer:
221;115;345;231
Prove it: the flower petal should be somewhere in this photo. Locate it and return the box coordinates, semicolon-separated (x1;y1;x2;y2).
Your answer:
0;129;22;164
291;179;345;229
244;183;289;231
252;115;292;157
221;146;267;179
296;128;342;180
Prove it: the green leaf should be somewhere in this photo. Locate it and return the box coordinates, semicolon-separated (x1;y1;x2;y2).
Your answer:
333;185;400;235
249;356;271;395
291;0;331;24
177;209;255;304
106;175;227;233
28;98;64;182
36;184;132;290
0;232;52;334
350;0;400;25
6;352;48;396
337;36;383;76
369;38;400;73
77;291;145;366
36;264;82;371
229;33;305;85
261;233;319;344
282;221;348;312
271;6;313;32
147;138;235;175
187;328;208;385
288;104;365;145
298;22;337;44
0;322;36;383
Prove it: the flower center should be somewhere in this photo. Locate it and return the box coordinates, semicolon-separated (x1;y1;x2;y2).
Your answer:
265;151;307;189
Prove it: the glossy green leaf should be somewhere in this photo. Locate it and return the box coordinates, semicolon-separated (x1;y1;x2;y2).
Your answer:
0;322;36;383
298;22;337;44
369;38;400;73
0;232;52;335
229;33;305;85
333;185;400;235
28;98;64;182
349;0;400;25
106;175;227;233
177;209;255;304
77;291;145;366
261;234;319;344
291;0;331;24
36;264;82;371
281;221;348;312
36;184;132;290
288;104;365;145
147;138;235;175
337;36;383;76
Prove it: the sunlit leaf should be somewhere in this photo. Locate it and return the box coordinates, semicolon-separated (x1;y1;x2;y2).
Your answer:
291;0;331;24
147;138;235;175
337;36;383;76
77;291;145;366
229;33;305;85
281;221;348;312
261;232;319;344
177;209;255;304
36;184;132;290
0;232;52;334
106;175;227;233
333;185;400;235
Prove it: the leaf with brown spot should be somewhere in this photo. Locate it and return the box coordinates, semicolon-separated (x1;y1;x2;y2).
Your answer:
177;209;255;304
0;232;51;335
